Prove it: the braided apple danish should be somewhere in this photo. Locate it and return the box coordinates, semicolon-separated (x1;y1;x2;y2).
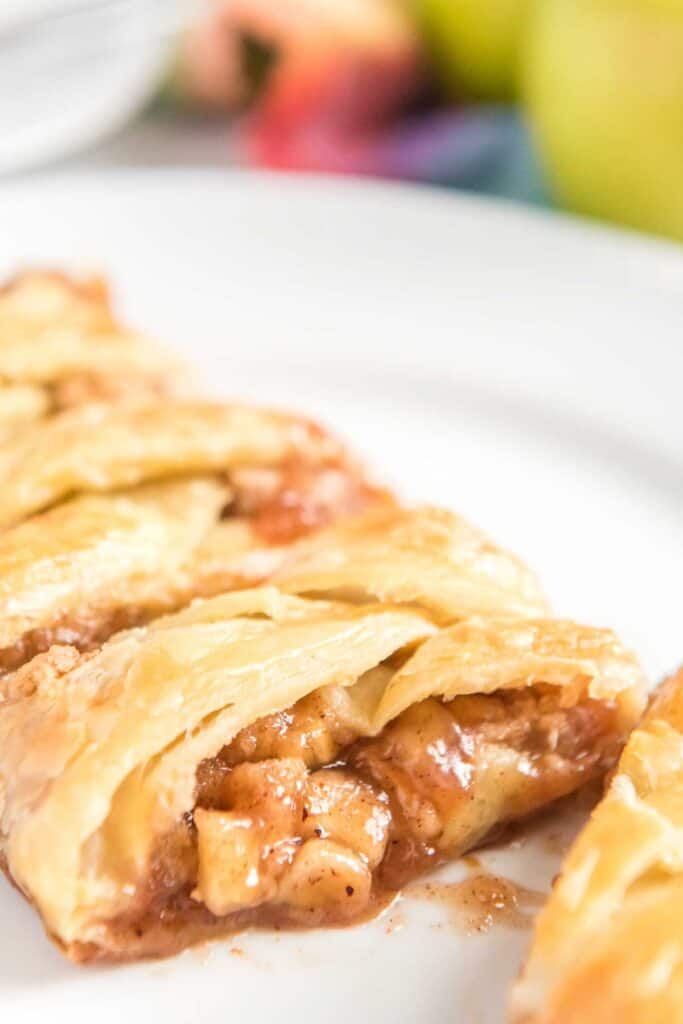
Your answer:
0;270;646;966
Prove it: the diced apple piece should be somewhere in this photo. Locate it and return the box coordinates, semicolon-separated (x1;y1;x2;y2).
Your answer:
278;838;372;920
193;809;273;916
303;769;391;868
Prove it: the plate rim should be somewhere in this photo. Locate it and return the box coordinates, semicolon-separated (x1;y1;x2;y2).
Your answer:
4;164;683;269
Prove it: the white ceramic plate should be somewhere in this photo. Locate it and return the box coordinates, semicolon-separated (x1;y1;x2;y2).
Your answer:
1;171;682;1024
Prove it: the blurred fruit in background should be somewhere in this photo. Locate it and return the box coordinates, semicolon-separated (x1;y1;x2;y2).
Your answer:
173;0;521;185
524;0;683;241
412;0;536;99
178;0;421;111
176;0;424;172
171;0;683;242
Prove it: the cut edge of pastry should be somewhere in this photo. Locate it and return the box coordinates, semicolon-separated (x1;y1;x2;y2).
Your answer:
0;588;646;963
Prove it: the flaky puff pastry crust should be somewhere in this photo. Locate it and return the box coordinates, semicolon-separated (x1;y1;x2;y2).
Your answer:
0;396;369;670
0;399;343;528
509;668;683;1024
0;587;645;960
0;464;543;679
374;616;645;731
0;478;234;672
274;504;548;621
0;384;49;439
0;271;186;411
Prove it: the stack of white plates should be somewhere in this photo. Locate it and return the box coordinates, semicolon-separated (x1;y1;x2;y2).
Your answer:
0;0;185;173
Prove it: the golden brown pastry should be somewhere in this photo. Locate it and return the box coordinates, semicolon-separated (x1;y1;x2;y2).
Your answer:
0;399;349;529
510;667;683;1024
0;384;49;440
0;401;379;668
0;479;229;673
0;579;645;962
0;270;184;412
274;503;548;620
0;479;545;676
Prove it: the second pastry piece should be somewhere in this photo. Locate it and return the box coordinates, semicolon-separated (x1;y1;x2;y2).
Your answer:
510;667;683;1024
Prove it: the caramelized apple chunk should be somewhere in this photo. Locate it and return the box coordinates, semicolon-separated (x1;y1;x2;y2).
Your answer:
302;769;391;869
277;839;372;922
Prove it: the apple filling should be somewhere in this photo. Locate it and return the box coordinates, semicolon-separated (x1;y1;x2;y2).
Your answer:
229;460;382;544
101;682;624;958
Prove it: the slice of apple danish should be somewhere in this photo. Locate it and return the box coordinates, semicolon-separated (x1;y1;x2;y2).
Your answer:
0;575;644;962
510;667;683;1024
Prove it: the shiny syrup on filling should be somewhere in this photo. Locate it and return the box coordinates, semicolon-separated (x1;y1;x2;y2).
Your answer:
92;686;624;961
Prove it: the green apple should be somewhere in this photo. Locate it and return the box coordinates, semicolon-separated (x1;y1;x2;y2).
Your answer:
523;0;683;240
413;0;537;99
